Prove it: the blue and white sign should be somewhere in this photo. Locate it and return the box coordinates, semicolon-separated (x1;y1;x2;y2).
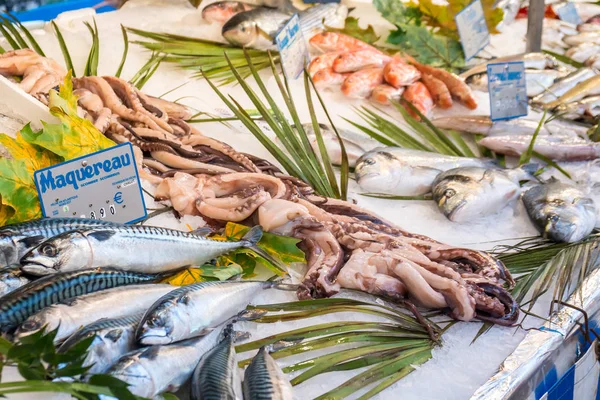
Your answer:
556;3;582;25
34;142;147;224
455;0;490;61
487;61;528;121
275;14;309;80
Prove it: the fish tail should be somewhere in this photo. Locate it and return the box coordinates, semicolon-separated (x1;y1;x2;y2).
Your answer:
248;244;289;276
242;226;263;246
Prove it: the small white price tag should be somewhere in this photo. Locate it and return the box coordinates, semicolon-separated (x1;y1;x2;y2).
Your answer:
34;143;147;224
455;0;490;61
487;61;528;121
275;14;309;80
556;3;582;25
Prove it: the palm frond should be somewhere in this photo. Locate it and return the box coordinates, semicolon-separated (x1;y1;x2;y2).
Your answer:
6;13;45;56
83;19;100;77
51;21;76;77
115;25;129;78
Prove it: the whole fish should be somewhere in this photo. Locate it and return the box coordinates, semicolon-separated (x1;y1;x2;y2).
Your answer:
201;1;256;24
523;178;596;243
544;75;600;109
309;32;376;53
222;8;291;48
20;225;266;276
556;95;600;119
0;268;158;331
341;67;384;98
58;313;143;375
564;32;600;46
383;55;421;88
333;50;390;73
0;217;118;267
243;347;293;400
533;68;596;105
371;84;405;105
565;43;600;64
16;284;175;342
479;135;600;161
191;325;239;400
108;325;226;398
137;280;277;344
465;69;565;97
431;166;535;222
459;53;559;80
402;81;434;118
312;68;348;87
308;52;340;76
355;147;494;196
0;270;29;296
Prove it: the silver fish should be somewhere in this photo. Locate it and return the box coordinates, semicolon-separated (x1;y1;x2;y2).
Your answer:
556;95;600;119
20;225;267;276
564;31;600;46
533;68;596;105
544;74;600;109
299;4;349;38
108;325;226;398
523;178;596;242
299;123;380;167
58;314;144;375
0;270;29;296
243;347;293;400
459;53;559;80
202;1;256;24
355;147;494;196
0;217;118;267
16;284;175;342
466;70;566;97
191;324;240;400
137;280;274;345
565;43;600;64
585;54;600;70
479;135;600;161
222;8;291;48
432;166;535;222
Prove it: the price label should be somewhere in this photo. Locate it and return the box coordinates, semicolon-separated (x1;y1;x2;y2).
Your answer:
275;14;309;80
34;142;147;224
487;62;528;121
455;0;490;61
556;3;582;25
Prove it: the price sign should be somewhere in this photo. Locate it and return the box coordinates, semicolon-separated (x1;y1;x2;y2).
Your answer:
455;0;490;61
275;14;309;80
487;61;528;121
556;3;582;25
34;143;147;224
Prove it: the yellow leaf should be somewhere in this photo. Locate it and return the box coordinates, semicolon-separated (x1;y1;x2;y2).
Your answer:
0;132;62;173
0;158;42;224
0;195;15;227
162;268;207;286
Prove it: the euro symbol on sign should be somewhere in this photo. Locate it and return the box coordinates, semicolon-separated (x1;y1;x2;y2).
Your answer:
114;192;123;205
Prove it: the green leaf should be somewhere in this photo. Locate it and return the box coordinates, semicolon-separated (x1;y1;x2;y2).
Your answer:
7;13;45;56
115;25;129;78
519;111;546;166
83;20;100;77
51;22;75;77
326;17;380;44
542;50;583;69
0;16;28;49
0;158;42;224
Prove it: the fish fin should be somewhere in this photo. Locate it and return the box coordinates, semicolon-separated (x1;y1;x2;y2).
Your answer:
86;230;116;241
269;282;299;291
18;235;46;249
237;308;268;321
242;225;263;246
105;328;124;342
190;227;213;237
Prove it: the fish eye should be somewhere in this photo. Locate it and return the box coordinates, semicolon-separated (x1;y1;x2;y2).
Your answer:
444;189;456;199
147;316;164;328
548;214;560;223
363;158;376;166
41;244;57;257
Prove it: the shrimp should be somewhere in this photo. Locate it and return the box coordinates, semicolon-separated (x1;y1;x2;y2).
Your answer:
402;82;434;119
332;50;391;73
309;32;377;53
421;74;453;109
371;84;405;105
341;68;384;98
383;55;421;88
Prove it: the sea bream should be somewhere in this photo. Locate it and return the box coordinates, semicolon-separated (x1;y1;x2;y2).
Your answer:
431;165;535;222
136;280;283;344
222;8;291;48
243;347;293;400
0;217;118;267
20;225;270;276
355;148;494;196
522;178;596;243
58;313;144;375
0;268;158;331
15;284;175;342
108;324;227;398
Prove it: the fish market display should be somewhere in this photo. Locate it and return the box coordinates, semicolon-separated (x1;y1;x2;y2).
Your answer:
58;313;144;375
221;8;291;48
355;148;494;196
20;225;265;275
243;347;294;400
0;217;119;267
0;268;158;330
137;281;278;344
191;324;240;400
431;166;534;222
522;178;596;242
16;284;175;342
108;325;227;398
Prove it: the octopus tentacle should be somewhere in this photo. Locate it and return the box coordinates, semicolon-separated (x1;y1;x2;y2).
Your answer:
135;90;193;120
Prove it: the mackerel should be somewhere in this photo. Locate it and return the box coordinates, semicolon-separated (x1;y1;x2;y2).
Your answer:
0;217;118;267
533;68;596;105
544;74;600;109
16;284;175;342
20;225;268;276
0;268;158;331
137;280;278;345
191;324;240;400
243;347;293;400
108;325;226;398
0;270;29;296
58;313;143;375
